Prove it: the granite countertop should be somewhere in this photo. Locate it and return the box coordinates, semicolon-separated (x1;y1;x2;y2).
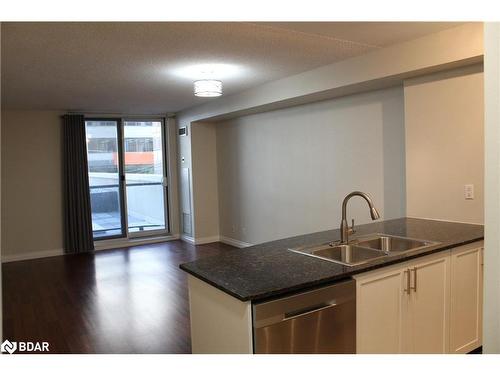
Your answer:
179;218;483;302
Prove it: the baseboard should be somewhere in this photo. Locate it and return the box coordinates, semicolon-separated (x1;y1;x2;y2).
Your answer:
1;248;64;263
180;234;196;244
219;236;253;248
181;235;222;245
180;234;253;248
194;235;223;245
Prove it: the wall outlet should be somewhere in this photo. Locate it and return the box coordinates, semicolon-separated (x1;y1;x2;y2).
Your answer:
464;184;474;200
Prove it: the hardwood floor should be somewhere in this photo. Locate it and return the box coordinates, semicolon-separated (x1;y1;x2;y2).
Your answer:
2;240;236;354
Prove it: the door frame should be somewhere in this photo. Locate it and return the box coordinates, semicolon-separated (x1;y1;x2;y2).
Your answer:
122;117;170;239
85;117;127;240
85;117;170;241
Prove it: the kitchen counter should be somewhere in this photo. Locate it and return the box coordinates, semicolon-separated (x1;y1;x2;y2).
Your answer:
179;218;483;302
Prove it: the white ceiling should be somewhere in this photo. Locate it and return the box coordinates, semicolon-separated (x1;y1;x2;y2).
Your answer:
1;22;465;114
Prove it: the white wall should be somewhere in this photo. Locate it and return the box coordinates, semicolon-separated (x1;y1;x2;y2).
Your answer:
405;65;484;224
483;22;500;354
216;87;406;244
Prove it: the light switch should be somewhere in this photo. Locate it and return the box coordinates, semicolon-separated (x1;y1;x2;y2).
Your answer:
464;184;474;200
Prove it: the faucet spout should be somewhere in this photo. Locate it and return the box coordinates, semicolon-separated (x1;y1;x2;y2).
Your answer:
340;191;380;244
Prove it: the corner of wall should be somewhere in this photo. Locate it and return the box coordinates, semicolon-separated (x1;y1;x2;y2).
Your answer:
190;121;220;241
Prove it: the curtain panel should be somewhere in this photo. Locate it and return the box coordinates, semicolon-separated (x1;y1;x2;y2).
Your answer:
62;114;95;253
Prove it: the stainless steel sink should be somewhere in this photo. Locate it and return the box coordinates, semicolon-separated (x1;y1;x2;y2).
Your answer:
289;243;388;267
353;234;440;253
289;233;440;267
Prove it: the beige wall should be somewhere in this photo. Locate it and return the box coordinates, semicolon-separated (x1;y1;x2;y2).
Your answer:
190;122;220;240
405;65;484;224
216;87;406;245
483;22;500;354
1;110;64;260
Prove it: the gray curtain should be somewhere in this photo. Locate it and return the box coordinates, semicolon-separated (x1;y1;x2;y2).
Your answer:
62;114;95;253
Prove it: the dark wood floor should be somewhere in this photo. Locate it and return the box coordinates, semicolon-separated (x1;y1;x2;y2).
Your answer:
2;240;236;354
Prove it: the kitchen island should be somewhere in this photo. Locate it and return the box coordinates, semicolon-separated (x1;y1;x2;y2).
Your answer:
180;217;484;353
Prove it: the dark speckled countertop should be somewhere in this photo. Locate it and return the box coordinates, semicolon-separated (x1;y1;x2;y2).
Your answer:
180;218;483;302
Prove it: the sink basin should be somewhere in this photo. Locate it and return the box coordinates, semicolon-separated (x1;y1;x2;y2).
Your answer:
289;234;440;267
354;234;439;253
290;243;388;266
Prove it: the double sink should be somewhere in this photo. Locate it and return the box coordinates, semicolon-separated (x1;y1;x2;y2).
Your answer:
290;234;440;267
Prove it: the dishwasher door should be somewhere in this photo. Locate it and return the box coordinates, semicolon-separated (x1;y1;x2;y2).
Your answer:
253;279;356;354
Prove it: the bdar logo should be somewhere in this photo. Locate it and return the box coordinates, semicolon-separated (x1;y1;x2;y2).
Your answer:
1;340;17;354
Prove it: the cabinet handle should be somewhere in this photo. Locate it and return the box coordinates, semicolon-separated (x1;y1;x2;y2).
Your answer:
404;269;411;295
283;302;337;321
411;267;417;292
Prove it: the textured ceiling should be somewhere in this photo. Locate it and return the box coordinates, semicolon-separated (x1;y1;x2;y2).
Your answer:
1;22;465;114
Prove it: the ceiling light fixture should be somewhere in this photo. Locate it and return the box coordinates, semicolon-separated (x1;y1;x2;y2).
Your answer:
194;79;223;97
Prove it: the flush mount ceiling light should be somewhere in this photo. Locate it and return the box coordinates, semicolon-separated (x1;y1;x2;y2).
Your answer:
194;79;223;97
172;63;243;80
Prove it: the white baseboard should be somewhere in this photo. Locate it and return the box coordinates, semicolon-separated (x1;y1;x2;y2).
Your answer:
180;234;253;248
1;248;64;263
181;235;221;245
193;235;223;245
180;234;196;244
219;236;253;248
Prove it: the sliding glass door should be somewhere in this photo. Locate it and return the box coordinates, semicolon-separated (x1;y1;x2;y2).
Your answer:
85;118;169;240
123;120;167;237
86;120;125;239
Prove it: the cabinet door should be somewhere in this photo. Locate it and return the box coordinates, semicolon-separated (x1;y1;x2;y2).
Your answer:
355;264;410;353
408;253;450;353
449;243;483;353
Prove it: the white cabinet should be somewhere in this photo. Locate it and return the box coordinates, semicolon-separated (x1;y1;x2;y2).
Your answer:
355;241;483;354
407;254;450;353
355;252;450;354
355;263;409;353
449;242;483;353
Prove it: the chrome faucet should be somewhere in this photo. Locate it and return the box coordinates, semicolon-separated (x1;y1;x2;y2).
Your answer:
340;191;380;244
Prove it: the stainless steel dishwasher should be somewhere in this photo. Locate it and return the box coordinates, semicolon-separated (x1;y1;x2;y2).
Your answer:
253;279;356;354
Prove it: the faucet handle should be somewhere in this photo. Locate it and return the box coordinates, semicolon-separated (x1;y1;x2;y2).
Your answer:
348;219;356;235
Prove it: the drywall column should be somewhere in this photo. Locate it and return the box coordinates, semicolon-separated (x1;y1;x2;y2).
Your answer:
176;119;220;244
0;22;3;341
190;122;219;242
177;120;195;241
483;22;500;354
